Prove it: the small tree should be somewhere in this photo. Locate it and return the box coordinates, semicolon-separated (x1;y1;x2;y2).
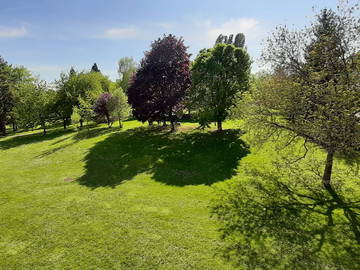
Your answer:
35;82;55;136
190;43;251;131
93;93;114;127
77;97;94;129
252;4;360;187
109;88;130;128
93;90;129;128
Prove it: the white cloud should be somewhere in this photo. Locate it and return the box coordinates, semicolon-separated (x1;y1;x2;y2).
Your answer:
157;23;173;30
28;64;67;73
99;27;138;40
0;26;27;38
205;18;263;43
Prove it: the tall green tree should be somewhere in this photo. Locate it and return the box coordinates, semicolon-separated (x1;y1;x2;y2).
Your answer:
7;66;34;131
252;5;360;187
190;43;251;131
117;57;137;91
33;81;56;135
215;33;245;48
0;57;14;135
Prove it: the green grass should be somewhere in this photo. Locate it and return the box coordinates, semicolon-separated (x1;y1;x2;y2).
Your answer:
0;120;248;269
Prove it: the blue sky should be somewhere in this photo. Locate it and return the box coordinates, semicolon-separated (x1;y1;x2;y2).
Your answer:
0;0;341;83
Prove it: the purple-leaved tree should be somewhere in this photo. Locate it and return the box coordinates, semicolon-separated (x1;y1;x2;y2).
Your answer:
127;34;191;131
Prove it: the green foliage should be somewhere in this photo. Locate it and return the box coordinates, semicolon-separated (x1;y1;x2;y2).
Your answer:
77;96;95;127
215;33;245;48
0;57;17;134
71;106;81;127
190;43;251;130
109;88;131;128
11;75;56;134
117;57;137;91
253;4;360;186
56;69;115;128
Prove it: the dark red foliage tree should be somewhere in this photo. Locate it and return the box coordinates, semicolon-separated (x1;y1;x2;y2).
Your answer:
127;34;191;131
93;93;113;126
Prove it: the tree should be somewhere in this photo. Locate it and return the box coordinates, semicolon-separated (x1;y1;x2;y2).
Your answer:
12;78;56;135
117;57;137;91
91;63;100;73
190;43;251;131
234;33;245;48
54;69;79;129
93;93;114;126
127;34;191;131
251;4;360;187
56;69;114;128
77;97;94;129
7;66;34;131
93;88;130;128
71;106;81;128
0;57;14;135
109;88;130;128
34;81;56;135
215;33;245;48
12;81;39;130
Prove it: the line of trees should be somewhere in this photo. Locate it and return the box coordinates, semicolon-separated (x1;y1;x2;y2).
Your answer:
0;61;130;135
127;33;251;131
0;32;252;135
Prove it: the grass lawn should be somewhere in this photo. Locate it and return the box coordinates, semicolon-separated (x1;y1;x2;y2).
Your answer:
0;120;248;270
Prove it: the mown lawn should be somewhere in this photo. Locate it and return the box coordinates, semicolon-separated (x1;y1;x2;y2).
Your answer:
0;120;247;270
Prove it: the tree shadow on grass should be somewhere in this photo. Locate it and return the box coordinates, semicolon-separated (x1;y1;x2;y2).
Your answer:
0;128;74;150
77;127;249;188
36;126;118;158
212;164;360;269
72;125;117;141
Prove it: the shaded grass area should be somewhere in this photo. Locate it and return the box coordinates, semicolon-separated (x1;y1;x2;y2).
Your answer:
0;120;241;270
211;137;360;269
0;128;74;150
78;127;249;187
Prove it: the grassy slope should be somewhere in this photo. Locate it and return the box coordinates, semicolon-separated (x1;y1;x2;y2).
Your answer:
0;120;247;270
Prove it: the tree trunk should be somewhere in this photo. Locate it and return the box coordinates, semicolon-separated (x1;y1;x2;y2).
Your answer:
217;120;223;131
12;121;16;132
105;113;111;127
323;149;334;188
63;119;67;129
42;122;46;136
169;110;176;132
0;119;6;135
163;120;167;126
170;120;176;132
118;119;123;129
80;119;83;128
